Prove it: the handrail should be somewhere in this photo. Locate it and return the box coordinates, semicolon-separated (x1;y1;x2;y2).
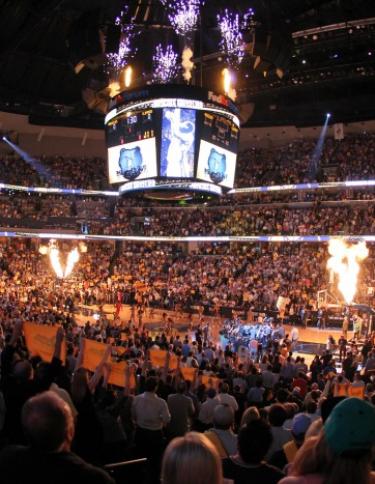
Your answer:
104;458;147;469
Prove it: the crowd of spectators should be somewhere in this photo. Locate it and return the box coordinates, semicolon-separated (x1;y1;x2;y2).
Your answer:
0;132;374;483
102;203;375;236
0;191;374;237
0;239;373;320
1;133;375;191
235;133;375;187
0;284;374;484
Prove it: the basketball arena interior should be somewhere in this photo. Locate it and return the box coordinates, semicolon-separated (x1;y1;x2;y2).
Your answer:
0;2;375;484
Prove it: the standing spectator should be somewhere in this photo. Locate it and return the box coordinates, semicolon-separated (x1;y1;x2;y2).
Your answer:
132;376;171;467
215;382;239;413
204;404;237;458
198;388;220;430
167;381;195;438
266;404;292;460
338;335;347;362
247;379;265;406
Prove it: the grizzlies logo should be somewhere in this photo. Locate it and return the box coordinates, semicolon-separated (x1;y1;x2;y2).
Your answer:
117;146;144;180
205;148;227;184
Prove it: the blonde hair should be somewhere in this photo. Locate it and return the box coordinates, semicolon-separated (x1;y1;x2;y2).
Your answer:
161;432;223;484
240;406;260;427
290;431;373;484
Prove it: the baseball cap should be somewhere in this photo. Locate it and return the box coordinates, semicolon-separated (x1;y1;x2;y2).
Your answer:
292;414;311;437
324;397;375;455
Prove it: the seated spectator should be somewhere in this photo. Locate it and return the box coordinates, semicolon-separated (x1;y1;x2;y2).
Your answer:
161;432;223;484
279;398;375;484
204;404;237;458
0;391;114;484
222;419;285;484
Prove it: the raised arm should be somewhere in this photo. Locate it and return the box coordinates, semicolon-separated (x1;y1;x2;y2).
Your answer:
88;344;112;393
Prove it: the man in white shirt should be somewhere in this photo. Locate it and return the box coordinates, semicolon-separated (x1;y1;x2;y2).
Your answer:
215;382;239;413
198;388;220;429
132;377;170;464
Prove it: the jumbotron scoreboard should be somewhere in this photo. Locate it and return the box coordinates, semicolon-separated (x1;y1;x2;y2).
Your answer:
105;84;240;200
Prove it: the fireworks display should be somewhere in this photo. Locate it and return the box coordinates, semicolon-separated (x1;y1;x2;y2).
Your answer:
153;44;179;83
106;5;138;77
161;0;202;36
106;34;133;73
217;8;250;67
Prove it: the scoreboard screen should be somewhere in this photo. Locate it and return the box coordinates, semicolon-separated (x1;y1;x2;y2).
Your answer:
105;85;240;198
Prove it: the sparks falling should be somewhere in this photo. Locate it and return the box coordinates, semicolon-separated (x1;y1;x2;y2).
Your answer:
107;4;138;77
153;44;179;83
327;239;369;304
161;0;202;36
217;9;245;67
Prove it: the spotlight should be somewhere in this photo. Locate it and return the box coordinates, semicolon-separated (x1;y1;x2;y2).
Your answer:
326;113;331;118
302;59;306;64
2;136;7;141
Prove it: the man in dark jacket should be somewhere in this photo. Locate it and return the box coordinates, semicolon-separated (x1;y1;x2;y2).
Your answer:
0;391;114;484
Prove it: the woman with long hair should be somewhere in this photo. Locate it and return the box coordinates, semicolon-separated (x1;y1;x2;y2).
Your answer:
280;398;375;484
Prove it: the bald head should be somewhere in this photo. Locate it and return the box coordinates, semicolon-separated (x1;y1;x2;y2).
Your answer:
22;391;74;452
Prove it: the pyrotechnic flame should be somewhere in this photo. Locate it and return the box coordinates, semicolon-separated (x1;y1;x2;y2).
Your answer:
123;65;132;88
222;68;237;100
49;246;64;279
79;242;88;253
182;47;194;83
64;248;80;278
45;240;82;279
327;239;369;304
38;245;48;255
108;81;121;97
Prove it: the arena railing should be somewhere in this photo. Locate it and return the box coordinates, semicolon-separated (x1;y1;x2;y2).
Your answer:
0;230;374;243
0;179;374;197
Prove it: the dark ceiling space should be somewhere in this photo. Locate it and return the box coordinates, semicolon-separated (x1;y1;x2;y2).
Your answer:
0;0;374;129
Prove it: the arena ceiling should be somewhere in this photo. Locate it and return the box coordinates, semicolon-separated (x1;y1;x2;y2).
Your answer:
0;0;374;129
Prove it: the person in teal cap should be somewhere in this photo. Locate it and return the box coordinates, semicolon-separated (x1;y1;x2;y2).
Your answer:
279;397;375;484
